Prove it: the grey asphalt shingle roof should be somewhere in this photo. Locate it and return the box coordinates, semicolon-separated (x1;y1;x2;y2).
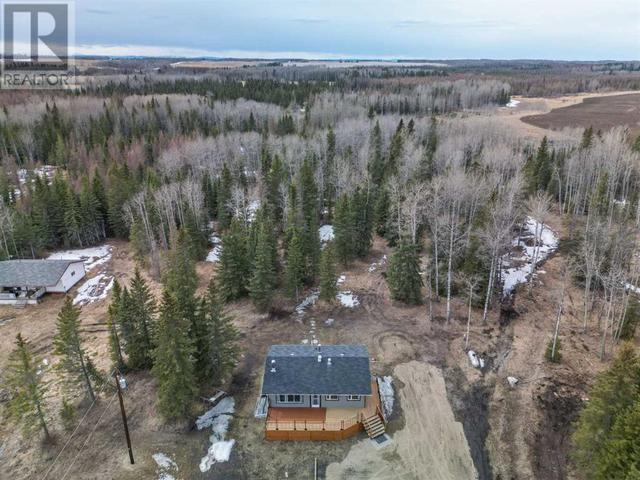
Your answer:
0;260;80;288
261;344;372;396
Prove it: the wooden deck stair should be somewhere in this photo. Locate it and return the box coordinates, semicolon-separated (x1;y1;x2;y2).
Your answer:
362;413;385;439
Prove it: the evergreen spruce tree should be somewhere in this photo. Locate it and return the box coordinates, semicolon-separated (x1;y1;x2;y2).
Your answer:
4;333;51;440
127;268;156;369
333;194;354;265
217;164;233;230
387;119;405;176
386;241;423;305
53;297;96;401
368;121;385;185
62;185;82;247
597;399;640;479
151;290;197;420
319;243;338;302
374;187;390;238
218;219;250;302
249;222;277;313
203;280;240;386
285;227;306;300
571;343;640;478
351;187;374;258
106;280;126;370
298;158;321;283
163;230;199;347
59;398;76;432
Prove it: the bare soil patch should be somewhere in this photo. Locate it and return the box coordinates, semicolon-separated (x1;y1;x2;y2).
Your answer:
326;360;477;480
521;93;640;138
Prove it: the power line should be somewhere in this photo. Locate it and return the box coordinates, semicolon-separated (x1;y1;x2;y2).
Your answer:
59;391;118;480
40;369;116;480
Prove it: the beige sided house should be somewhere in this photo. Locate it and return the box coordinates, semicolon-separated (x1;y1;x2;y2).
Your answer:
260;344;386;440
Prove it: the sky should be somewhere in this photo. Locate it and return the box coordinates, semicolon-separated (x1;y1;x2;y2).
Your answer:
69;0;640;60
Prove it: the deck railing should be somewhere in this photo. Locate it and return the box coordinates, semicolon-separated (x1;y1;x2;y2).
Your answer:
266;414;361;432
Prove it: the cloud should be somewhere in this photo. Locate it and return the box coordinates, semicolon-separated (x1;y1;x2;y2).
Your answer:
73;43;417;60
84;8;113;15
289;18;328;24
394;18;519;30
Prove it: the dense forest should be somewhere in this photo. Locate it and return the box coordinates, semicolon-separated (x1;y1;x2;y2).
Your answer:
2;69;640;478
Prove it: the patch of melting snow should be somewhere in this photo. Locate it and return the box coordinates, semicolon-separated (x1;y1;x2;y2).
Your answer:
337;291;359;308
295;289;319;316
369;255;387;273
48;245;113;272
197;396;235;472
325;318;335;326
206;234;222;263
153;452;178;480
468;350;485;369
506;99;520;108
73;274;114;306
319;224;335;243
501;216;559;296
377;376;394;419
337;275;346;285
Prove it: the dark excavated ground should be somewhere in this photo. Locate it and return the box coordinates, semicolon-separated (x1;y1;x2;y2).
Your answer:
521;93;640;138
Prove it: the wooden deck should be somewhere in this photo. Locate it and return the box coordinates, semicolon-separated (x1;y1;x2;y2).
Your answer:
265;379;383;440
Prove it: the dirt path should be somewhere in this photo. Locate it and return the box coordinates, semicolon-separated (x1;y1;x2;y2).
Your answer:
326;361;477;480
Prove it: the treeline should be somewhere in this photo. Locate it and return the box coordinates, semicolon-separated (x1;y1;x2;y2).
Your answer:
84;78;330;107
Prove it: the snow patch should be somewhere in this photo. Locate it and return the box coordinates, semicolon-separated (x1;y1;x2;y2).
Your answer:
506;99;520;108
153;453;178;480
337;291;359;308
468;350;485;369
72;274;114;306
369;255;387;273
295;289;319;316
319;225;335;242
48;245;113;272
206;234;222;263
377;376;394;419
325;318;335;326
197;396;236;472
501;216;559;296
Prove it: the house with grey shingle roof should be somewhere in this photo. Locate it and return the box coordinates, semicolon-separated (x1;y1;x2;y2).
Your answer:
0;259;85;305
260;344;386;440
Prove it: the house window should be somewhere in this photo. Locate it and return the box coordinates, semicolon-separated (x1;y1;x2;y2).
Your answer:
278;394;302;403
347;395;361;401
325;395;339;401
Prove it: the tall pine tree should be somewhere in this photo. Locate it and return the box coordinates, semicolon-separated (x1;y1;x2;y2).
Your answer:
53;297;96;401
4;333;51;440
151;290;197;419
386;241;423;305
218;219;250;302
249;222;277;312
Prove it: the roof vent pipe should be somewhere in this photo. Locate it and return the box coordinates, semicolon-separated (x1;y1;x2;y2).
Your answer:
327;358;332;366
317;354;322;363
270;367;276;373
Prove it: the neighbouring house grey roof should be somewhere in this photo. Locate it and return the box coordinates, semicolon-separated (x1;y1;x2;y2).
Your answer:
0;260;82;288
261;344;372;396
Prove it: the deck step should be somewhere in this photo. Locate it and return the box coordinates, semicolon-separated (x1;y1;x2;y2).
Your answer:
363;414;385;438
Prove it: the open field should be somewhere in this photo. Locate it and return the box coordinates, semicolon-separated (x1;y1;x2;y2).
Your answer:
521;93;640;138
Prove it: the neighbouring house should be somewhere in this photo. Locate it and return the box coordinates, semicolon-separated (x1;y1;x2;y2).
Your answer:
0;259;86;306
260;344;386;440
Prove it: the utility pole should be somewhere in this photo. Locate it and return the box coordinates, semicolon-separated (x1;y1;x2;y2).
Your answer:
114;371;135;465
